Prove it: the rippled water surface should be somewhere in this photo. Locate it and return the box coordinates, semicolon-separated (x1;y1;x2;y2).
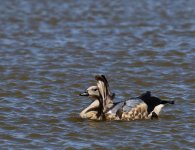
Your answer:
0;0;195;149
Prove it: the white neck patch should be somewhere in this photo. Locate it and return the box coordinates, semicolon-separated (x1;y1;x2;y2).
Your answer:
148;104;165;118
153;104;165;115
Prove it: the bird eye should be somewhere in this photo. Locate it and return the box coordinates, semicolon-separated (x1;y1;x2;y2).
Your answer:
94;89;97;91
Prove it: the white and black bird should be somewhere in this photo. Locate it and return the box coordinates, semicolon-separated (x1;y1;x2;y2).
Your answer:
80;75;174;120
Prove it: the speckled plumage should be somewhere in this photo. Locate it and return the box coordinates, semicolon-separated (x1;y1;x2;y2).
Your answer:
105;99;149;120
80;75;174;121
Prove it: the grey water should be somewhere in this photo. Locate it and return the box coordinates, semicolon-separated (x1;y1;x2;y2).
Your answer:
0;0;194;149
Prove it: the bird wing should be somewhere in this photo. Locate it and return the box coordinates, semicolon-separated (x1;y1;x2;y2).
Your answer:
123;98;144;112
95;75;114;112
107;98;144;115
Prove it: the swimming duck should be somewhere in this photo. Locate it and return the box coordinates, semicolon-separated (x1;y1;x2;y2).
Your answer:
80;75;174;120
80;75;115;120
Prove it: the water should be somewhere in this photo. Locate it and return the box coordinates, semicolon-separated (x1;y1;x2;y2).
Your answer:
0;0;194;149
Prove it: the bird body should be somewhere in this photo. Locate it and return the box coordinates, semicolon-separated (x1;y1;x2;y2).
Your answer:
80;75;174;121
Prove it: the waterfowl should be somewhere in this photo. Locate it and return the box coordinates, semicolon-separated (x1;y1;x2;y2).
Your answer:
80;75;174;121
80;75;115;120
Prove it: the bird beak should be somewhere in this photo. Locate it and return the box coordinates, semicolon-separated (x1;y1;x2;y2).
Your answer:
79;91;89;96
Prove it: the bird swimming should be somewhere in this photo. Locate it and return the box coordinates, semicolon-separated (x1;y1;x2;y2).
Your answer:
79;75;115;120
80;75;174;121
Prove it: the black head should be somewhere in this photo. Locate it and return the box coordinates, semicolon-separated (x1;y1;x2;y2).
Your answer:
139;91;151;100
139;91;174;114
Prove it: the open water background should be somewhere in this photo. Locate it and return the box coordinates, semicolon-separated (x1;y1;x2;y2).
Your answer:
0;0;194;149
